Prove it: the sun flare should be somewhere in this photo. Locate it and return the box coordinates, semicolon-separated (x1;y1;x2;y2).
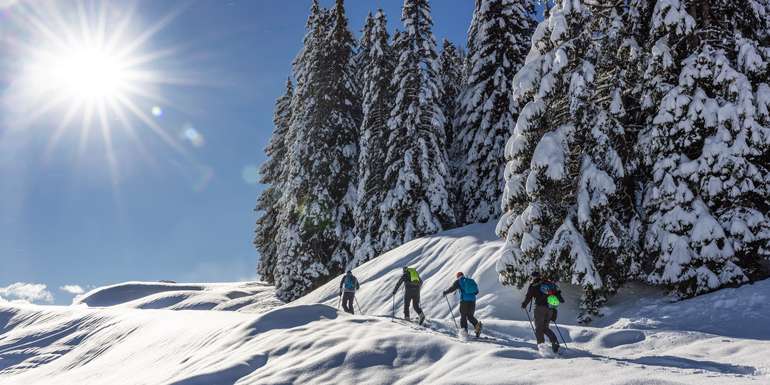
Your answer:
43;45;131;104
10;1;163;124
3;0;200;185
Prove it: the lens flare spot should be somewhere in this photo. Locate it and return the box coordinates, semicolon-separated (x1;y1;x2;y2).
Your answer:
151;106;163;117
181;124;204;147
193;166;214;192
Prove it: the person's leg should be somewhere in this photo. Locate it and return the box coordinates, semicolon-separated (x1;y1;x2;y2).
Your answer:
403;291;412;319
466;301;478;327
543;310;558;344
459;301;469;331
412;291;423;315
534;306;548;344
343;292;354;314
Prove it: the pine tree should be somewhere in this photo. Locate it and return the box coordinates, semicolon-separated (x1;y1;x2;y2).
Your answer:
641;0;770;297
438;39;464;155
437;39;465;221
575;3;640;319
379;0;455;251
352;13;375;104
353;10;395;266
496;1;638;320
273;0;360;301
497;0;595;287
455;0;536;225
272;0;325;301
255;79;293;284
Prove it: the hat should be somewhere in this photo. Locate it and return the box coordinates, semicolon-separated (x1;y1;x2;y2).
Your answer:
531;271;541;278
456;272;464;278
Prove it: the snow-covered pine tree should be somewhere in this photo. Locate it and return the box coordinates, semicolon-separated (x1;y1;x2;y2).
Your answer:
352;10;395;266
271;0;326;301
641;0;770;297
255;79;293;284
455;0;536;225
462;0;483;85
437;39;465;221
272;0;360;301
322;0;362;265
438;39;464;155
574;2;641;319
497;0;596;288
379;0;455;251
496;1;640;320
352;12;375;103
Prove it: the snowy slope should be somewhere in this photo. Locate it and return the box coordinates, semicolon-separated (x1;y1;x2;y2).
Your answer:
297;223;577;321
1;223;769;384
74;281;283;314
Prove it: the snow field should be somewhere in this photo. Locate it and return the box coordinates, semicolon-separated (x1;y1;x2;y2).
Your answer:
1;223;769;384
1;301;767;384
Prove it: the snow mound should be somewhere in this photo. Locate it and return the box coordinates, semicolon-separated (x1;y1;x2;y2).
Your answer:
297;223;575;322
74;281;283;314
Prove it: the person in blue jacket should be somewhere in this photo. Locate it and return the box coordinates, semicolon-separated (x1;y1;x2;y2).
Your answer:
443;272;482;337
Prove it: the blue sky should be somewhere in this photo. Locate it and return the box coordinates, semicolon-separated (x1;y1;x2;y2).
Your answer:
0;0;477;304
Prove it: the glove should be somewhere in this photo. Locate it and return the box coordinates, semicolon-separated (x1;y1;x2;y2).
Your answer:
392;289;397;295
521;302;527;309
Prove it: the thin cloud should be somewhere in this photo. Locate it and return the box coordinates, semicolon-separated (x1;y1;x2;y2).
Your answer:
0;282;54;304
60;285;85;295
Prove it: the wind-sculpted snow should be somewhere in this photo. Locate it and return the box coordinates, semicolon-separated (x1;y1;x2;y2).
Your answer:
0;297;767;384
73;281;283;314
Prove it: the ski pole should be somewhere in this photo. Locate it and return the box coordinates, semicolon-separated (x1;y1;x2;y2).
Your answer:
443;294;459;330
552;320;569;350
355;297;362;315
337;293;342;310
523;305;536;339
392;295;396;319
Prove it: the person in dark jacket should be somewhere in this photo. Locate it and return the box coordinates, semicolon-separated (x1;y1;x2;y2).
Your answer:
443;272;482;337
339;271;360;314
392;267;425;324
521;271;565;353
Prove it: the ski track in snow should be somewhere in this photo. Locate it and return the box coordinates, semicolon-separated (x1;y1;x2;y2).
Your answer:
1;223;768;384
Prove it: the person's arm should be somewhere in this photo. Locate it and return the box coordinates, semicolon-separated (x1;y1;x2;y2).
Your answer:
392;273;404;294
556;290;565;303
521;285;534;309
442;280;459;296
355;277;360;290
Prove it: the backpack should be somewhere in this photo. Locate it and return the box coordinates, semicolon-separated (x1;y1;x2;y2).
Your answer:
344;275;357;291
406;268;421;284
458;277;479;302
539;281;561;309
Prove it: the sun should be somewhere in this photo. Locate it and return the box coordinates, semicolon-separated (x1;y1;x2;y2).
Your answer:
45;44;131;104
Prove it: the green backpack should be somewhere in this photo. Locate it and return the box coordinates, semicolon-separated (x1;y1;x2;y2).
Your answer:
405;267;421;284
